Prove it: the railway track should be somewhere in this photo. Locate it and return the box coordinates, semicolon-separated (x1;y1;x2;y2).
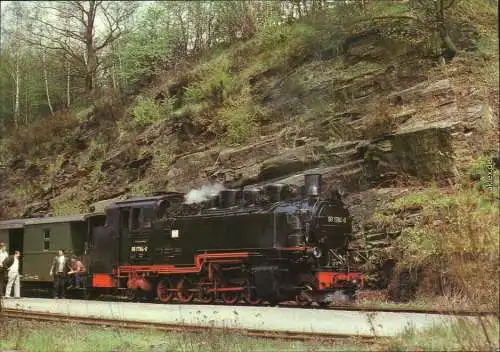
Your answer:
0;308;375;343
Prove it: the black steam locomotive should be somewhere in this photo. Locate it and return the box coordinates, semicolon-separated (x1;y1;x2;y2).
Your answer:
85;174;363;306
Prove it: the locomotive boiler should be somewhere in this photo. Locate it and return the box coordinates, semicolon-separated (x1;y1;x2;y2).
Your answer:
84;173;363;306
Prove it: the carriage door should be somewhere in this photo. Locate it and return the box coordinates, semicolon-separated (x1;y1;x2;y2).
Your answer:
128;206;154;265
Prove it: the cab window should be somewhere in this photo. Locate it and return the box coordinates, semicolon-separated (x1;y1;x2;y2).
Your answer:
142;207;154;229
130;208;141;230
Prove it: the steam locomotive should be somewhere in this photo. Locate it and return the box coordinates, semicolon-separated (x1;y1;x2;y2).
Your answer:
85;173;364;306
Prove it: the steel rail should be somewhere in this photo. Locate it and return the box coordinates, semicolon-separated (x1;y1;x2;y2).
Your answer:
0;308;377;342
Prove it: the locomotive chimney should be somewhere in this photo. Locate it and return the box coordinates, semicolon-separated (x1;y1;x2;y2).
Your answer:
243;188;262;205
304;173;321;198
219;189;240;208
264;184;284;203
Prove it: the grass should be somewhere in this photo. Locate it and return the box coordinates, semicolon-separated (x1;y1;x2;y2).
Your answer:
0;321;374;352
388;317;499;352
387;156;499;305
50;188;87;216
0;316;497;352
356;293;497;313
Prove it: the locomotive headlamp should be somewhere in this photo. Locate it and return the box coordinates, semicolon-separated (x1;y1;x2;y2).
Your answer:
312;247;322;258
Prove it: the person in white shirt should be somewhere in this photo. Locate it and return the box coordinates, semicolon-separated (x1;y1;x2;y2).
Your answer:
4;250;21;299
0;242;8;297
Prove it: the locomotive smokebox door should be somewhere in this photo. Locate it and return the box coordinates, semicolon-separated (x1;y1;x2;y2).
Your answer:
252;265;281;298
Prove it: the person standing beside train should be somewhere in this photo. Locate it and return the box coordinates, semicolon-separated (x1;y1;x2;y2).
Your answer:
0;242;8;297
49;250;71;299
3;250;21;299
68;255;86;288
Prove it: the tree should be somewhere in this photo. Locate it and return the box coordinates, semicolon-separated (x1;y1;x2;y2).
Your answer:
117;3;174;87
410;0;458;59
1;2;42;126
31;1;138;93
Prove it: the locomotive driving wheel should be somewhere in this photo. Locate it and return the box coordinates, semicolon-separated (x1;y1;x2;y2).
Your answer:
176;278;196;303
156;279;175;303
242;281;262;305
198;278;215;304
220;281;241;305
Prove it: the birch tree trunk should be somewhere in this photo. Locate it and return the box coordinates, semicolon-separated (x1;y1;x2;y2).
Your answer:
66;58;71;108
118;54;126;87
111;61;117;91
42;50;54;116
14;54;20;128
65;17;71;109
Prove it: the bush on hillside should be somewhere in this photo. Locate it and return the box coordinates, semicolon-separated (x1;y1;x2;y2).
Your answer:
130;95;174;126
389;158;499;307
7;112;80;157
216;88;264;146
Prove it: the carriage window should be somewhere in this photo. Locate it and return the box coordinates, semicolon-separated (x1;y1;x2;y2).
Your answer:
43;229;50;250
130;208;141;230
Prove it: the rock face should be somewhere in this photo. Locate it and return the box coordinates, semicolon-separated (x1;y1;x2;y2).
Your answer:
137;74;493;198
166;148;221;192
190;78;484;195
365;123;458;184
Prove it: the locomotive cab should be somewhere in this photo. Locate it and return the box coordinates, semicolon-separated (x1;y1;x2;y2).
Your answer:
85;194;184;287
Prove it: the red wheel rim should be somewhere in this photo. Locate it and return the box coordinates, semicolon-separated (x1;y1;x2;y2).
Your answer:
243;286;262;305
222;291;240;304
156;280;174;303
176;279;195;303
220;281;240;304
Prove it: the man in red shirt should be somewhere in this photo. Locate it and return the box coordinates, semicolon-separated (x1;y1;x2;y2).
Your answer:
68;255;86;288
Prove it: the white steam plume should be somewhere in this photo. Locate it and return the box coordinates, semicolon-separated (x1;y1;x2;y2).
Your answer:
184;183;225;204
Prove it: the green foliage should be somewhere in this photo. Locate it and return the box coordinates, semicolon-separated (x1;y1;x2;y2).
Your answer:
256;21;320;67
129;180;155;197
223;111;257;146
467;155;499;202
0;45;62;127
117;4;176;87
51;189;86;216
184;53;232;105
89;161;106;184
390;155;499;306
392;184;498;305
130;95;173;126
87;141;108;163
217;88;261;145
